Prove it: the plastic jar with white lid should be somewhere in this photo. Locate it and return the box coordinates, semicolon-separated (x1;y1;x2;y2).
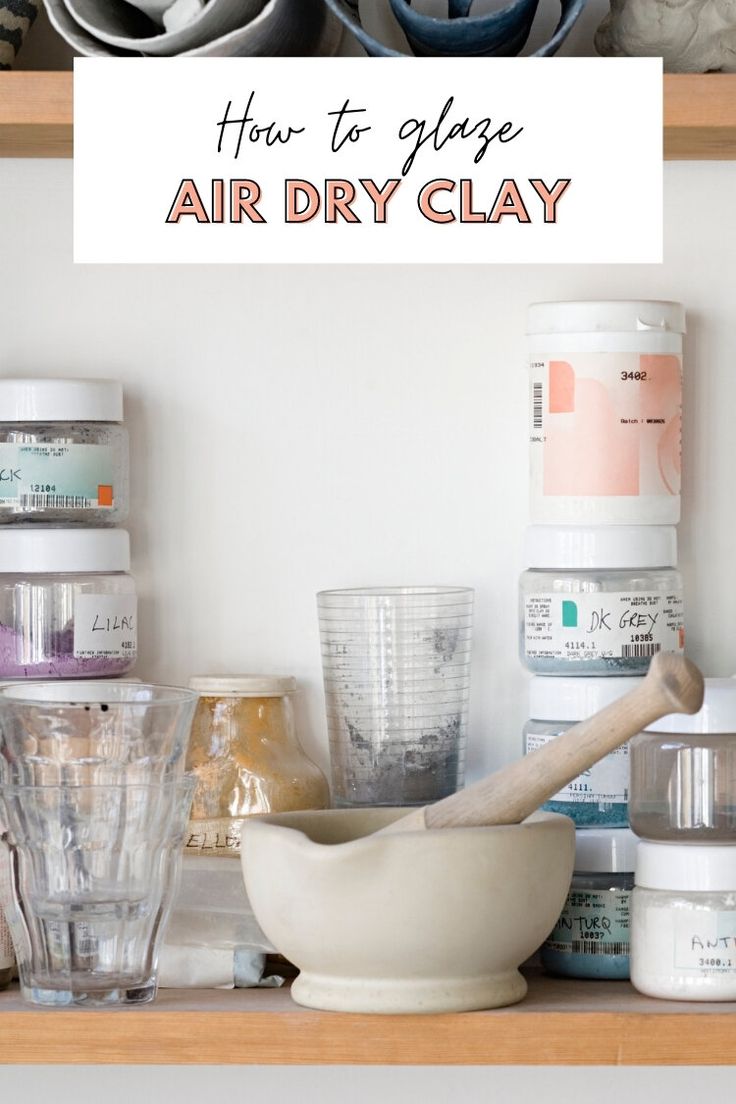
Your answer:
525;676;642;826
520;525;684;675
631;843;736;1000
0;378;128;525
0;528;137;678
630;679;736;843
542;828;637;980
528;301;685;526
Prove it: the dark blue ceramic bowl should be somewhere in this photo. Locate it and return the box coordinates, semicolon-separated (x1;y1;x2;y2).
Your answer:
323;0;587;57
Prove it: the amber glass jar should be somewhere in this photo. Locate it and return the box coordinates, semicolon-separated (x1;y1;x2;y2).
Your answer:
185;675;329;856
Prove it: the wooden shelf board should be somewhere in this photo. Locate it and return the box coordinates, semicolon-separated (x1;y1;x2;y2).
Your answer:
0;71;735;159
2;972;736;1065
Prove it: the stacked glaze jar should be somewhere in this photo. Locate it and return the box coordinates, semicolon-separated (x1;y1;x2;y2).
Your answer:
522;301;686;982
627;679;736;1000
0;378;136;987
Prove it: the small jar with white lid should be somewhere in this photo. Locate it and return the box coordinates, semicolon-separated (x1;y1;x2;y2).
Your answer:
525;676;641;827
527;300;685;526
0;378;128;525
0;528;137;678
520;525;684;675
630;679;736;842
542;828;637;980
631;843;736;1000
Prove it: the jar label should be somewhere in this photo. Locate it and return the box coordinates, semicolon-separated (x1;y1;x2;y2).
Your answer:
73;594;137;660
0;442;117;510
185;818;243;855
673;910;736;974
544;888;631;958
0;846;15;969
529;352;682;501
526;732;628;802
524;590;684;665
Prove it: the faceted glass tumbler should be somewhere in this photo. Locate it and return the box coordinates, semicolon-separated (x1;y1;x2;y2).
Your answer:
0;682;197;785
0;778;194;1007
317;586;474;807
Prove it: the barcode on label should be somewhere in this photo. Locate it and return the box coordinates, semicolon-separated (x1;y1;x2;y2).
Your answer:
621;643;661;659
571;941;629;956
532;382;544;430
18;494;95;509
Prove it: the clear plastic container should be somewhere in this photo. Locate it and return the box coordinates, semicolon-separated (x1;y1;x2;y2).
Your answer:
630;679;736;842
0;529;137;679
527;300;685;526
317;586;473;807
185;675;329;855
0;844;13;990
631;843;736;1000
525;676;642;827
0;379;128;525
520;525;684;675
542;829;637;980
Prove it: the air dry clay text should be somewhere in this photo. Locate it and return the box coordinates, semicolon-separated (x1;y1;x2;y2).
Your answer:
164;91;571;227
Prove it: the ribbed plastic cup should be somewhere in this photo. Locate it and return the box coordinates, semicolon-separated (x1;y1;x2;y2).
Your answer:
317;587;474;807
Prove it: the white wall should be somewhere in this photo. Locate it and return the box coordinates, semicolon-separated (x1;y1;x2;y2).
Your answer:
2;157;736;1097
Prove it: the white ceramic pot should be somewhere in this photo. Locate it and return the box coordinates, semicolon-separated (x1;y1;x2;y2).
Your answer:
241;806;574;1014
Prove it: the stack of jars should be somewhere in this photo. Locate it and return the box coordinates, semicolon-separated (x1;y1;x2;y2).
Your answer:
0;377;137;990
628;679;736;1000
519;301;686;981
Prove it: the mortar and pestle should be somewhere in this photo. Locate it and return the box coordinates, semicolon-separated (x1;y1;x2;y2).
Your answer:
241;653;703;1014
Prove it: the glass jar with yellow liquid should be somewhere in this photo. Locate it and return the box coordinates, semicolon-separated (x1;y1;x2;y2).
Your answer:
185;675;329;856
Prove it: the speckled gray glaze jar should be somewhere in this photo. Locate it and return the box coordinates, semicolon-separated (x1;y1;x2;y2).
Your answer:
520;526;684;676
0;379;128;526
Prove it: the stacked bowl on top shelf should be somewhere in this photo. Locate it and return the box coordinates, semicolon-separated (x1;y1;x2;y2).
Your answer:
0;377;138;992
520;300;687;981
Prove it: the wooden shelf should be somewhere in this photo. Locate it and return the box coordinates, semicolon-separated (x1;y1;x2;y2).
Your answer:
0;72;72;158
2;972;736;1065
0;71;735;160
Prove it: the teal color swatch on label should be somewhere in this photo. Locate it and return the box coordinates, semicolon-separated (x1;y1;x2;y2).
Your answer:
562;600;578;628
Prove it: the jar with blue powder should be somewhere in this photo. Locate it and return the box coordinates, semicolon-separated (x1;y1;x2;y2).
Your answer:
520;525;684;675
525;676;640;827
542;828;637;980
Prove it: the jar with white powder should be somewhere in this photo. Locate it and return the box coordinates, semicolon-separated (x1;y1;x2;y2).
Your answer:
527;300;685;526
631;843;736;1001
520;525;684;675
0;378;128;525
0;529;137;678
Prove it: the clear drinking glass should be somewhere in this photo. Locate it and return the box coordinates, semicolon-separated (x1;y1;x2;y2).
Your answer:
0;682;197;785
0;777;194;1007
317;586;474;807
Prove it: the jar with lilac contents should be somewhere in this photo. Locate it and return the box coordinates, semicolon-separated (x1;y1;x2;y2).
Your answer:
0;528;137;679
525;675;641;827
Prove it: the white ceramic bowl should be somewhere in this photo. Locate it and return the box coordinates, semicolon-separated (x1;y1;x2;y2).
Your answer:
242;807;574;1013
63;0;266;55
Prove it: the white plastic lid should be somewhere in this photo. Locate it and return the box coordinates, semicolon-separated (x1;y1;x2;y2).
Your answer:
523;525;678;570
636;842;736;892
188;675;296;697
0;379;123;422
574;828;638;874
644;678;736;734
527;301;686;336
0;528;130;573
529;675;644;722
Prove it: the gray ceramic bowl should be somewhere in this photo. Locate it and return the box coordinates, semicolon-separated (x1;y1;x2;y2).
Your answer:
242;806;575;1013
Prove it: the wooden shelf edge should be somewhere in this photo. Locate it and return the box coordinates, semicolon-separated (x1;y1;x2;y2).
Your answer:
3;979;736;1065
0;71;735;160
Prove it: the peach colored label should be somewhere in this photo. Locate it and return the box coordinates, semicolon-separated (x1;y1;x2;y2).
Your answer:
530;353;682;498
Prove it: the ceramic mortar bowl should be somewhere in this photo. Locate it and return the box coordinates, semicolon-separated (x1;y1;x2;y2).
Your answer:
241;807;574;1013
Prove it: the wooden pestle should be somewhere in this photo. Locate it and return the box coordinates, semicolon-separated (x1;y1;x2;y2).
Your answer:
381;652;704;834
